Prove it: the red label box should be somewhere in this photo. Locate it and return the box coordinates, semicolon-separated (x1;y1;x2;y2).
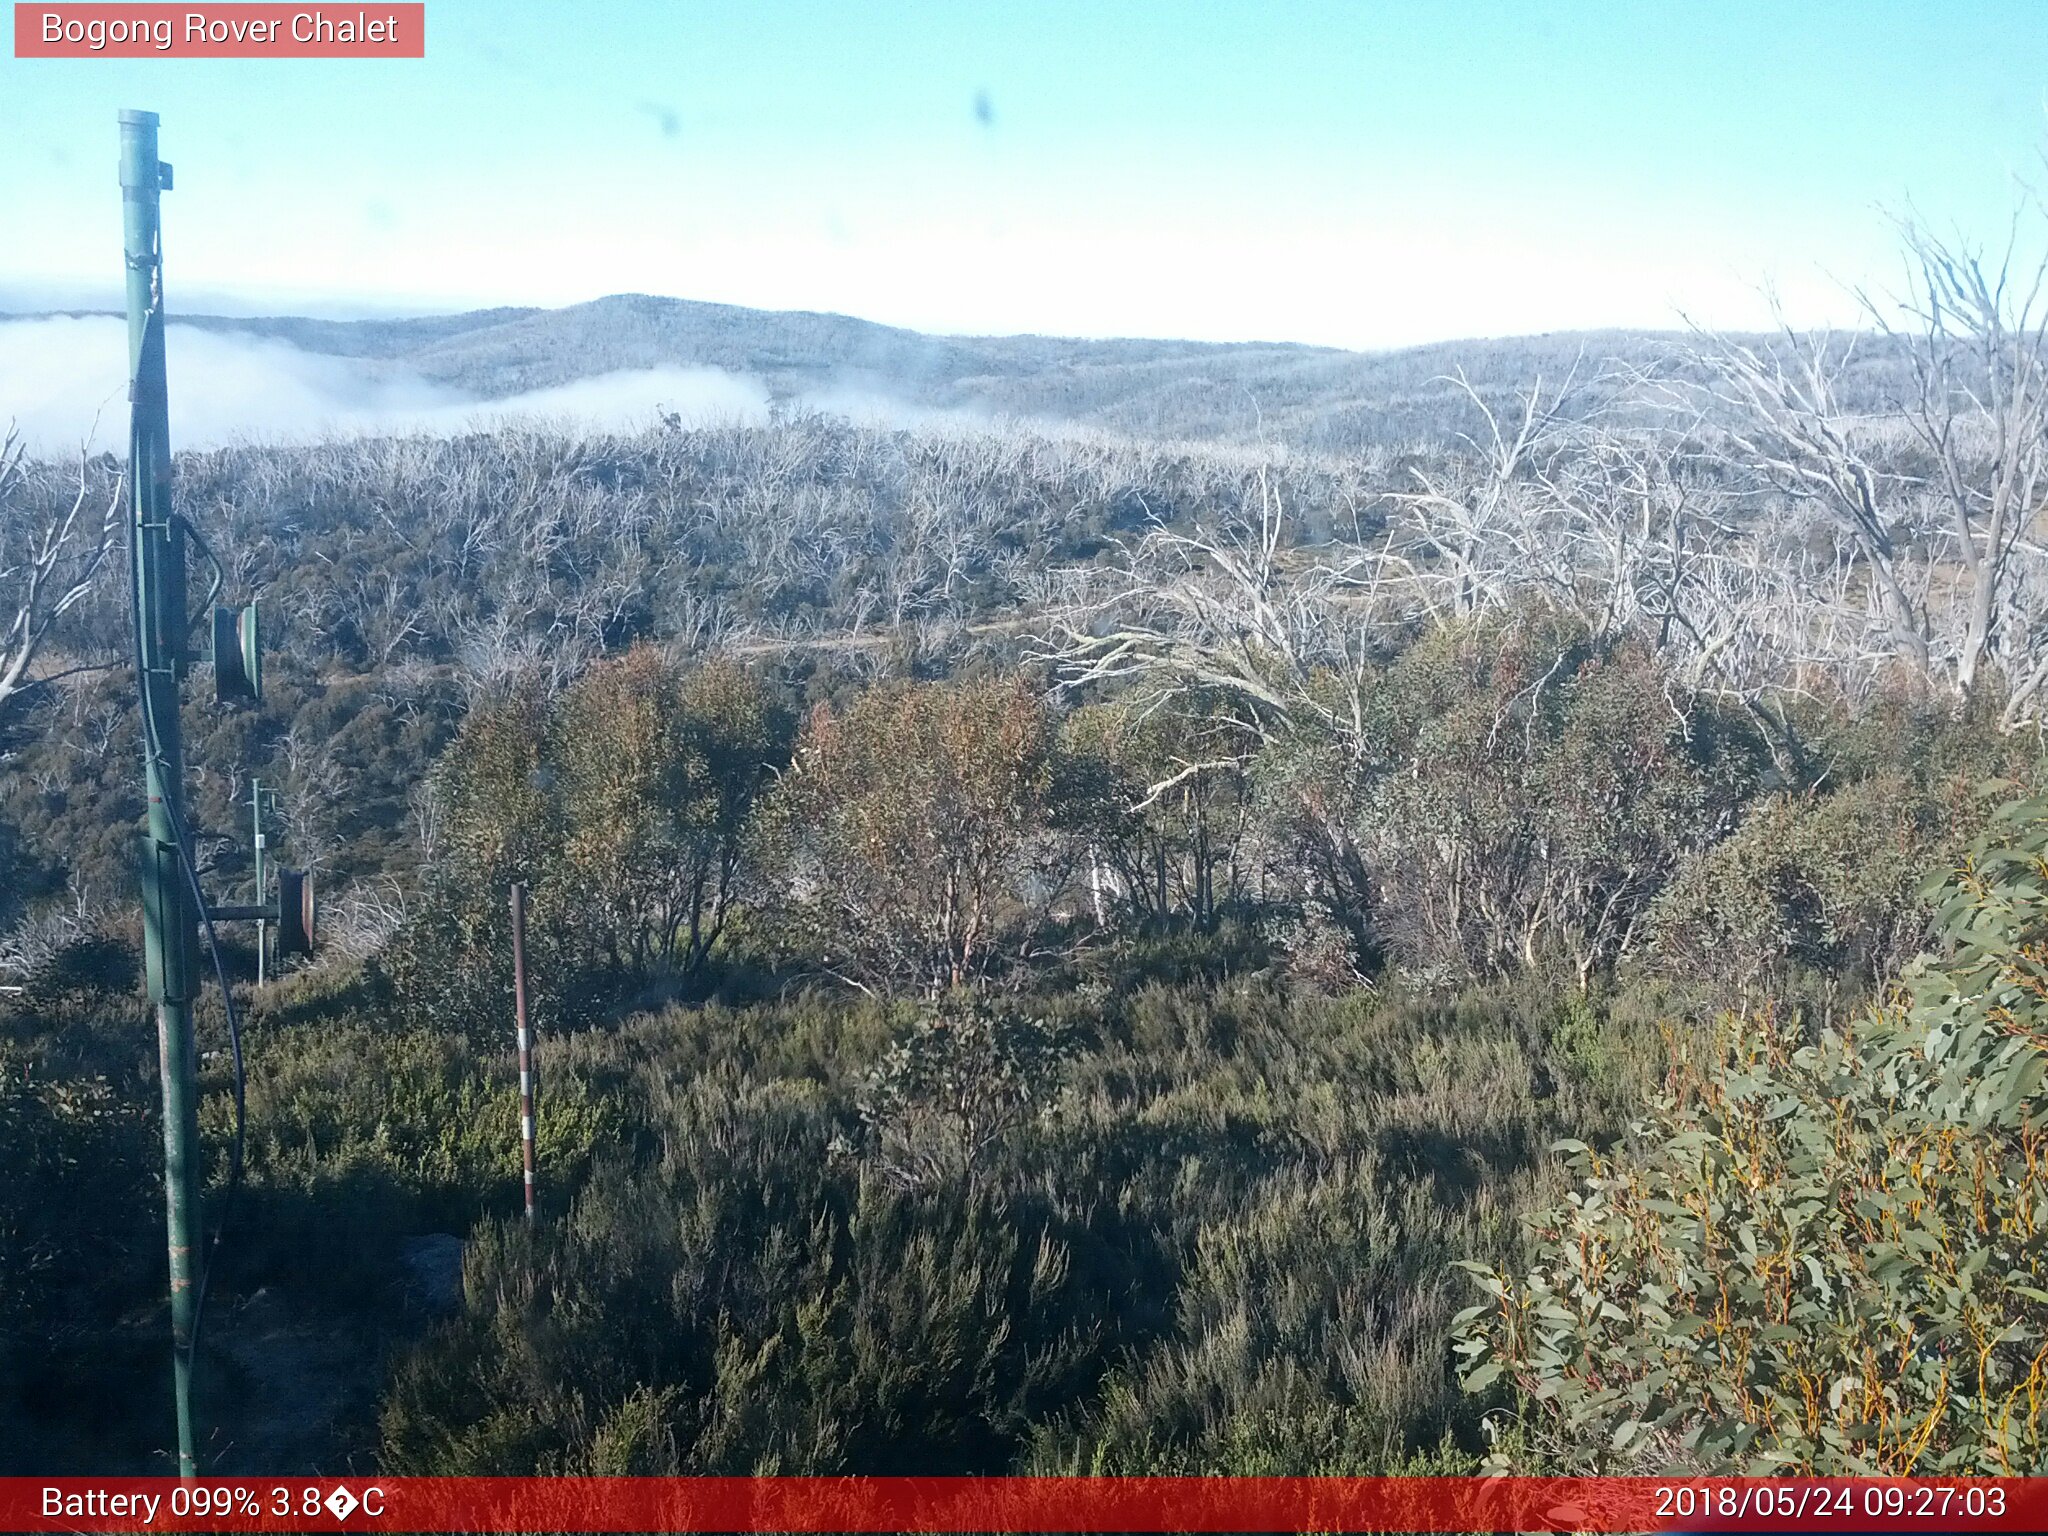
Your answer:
14;3;424;56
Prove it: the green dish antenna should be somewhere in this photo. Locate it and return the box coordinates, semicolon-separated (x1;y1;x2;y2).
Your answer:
212;600;261;702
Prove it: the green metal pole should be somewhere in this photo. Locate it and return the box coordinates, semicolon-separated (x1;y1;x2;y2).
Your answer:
122;107;202;1480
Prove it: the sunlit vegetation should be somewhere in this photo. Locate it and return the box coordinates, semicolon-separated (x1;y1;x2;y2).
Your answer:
4;221;2047;1472
1458;795;2048;1474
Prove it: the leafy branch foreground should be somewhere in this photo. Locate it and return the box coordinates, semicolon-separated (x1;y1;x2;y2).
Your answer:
1459;792;2048;1473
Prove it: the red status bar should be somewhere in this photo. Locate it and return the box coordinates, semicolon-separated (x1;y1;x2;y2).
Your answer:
7;1476;2048;1532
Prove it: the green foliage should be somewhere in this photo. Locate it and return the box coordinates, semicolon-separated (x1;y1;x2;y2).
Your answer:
1917;790;2048;1049
1025;1159;1494;1475
759;677;1097;993
0;1052;156;1335
381;1069;1094;1474
550;649;789;975
0;933;165;1384
380;647;789;1029
375;968;1601;1476
435;681;557;892
855;995;1074;1190
1651;773;1955;998
1456;790;2048;1474
0;1051;165;1474
160;963;624;1313
1063;696;1254;929
1349;613;1760;987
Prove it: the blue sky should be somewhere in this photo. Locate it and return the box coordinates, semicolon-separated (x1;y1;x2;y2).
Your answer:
3;0;2045;346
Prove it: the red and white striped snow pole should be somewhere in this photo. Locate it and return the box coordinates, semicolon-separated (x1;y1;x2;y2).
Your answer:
510;882;537;1223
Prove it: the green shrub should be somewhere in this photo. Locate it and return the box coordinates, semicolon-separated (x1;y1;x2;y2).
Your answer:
1025;1158;1493;1474
379;650;789;1031
757;677;1101;993
855;995;1074;1192
380;1069;1096;1474
213;1002;625;1299
1456;790;2048;1474
0;1053;157;1334
1650;773;1960;1000
1321;612;1763;987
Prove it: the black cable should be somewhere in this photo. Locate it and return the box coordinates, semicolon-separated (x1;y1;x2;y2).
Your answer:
127;287;247;1376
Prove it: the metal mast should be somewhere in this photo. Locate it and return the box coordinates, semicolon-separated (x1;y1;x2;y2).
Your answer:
118;105;318;1478
120;106;202;1479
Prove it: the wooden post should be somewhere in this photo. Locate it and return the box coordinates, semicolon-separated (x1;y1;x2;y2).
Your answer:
510;882;536;1222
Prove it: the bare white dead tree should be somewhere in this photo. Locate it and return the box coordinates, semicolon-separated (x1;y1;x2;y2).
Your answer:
449;611;584;704
1036;371;1847;788
1379;368;1583;626
1035;463;1388;773
1671;324;1934;678
0;425;123;719
0;874;108;983
1879;214;2048;724
1678;207;2048;726
1036;377;1712;781
320;875;413;960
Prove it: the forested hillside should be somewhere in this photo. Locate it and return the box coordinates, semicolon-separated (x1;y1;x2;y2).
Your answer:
3;217;2046;1476
27;293;1925;452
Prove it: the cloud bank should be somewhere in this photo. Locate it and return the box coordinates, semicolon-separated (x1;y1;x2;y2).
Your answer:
0;316;773;455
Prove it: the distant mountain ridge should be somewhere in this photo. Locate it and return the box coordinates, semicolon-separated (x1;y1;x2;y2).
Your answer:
14;292;1908;451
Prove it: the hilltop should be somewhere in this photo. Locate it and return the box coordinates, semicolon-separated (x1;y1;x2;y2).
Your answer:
12;291;1915;451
